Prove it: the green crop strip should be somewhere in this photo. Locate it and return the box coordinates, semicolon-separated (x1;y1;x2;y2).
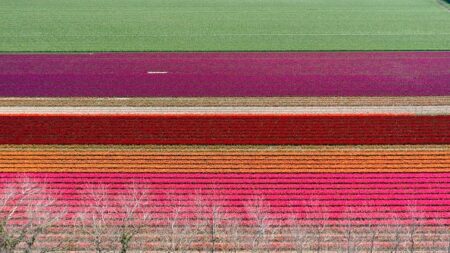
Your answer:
0;0;449;52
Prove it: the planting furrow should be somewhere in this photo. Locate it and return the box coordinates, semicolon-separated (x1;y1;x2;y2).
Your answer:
1;144;447;153
3;168;450;173
1;96;450;107
3;188;449;196
1;172;449;182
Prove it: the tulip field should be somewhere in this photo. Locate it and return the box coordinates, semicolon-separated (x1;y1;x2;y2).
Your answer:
0;52;449;251
0;0;449;252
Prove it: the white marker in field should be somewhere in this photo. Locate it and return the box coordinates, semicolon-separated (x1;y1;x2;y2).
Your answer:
147;71;168;74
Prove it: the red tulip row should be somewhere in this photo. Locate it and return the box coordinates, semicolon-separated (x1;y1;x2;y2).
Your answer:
0;115;449;144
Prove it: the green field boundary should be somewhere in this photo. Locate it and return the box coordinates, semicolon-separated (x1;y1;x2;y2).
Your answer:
0;49;450;54
1;0;448;53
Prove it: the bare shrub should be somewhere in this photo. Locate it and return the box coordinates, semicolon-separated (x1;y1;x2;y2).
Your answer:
341;203;382;253
405;203;425;253
287;204;311;253
387;213;407;253
424;218;448;253
303;200;329;253
158;194;195;252
0;178;66;253
75;183;117;253
193;192;228;252
223;216;245;252
115;183;152;253
245;196;279;253
343;207;368;253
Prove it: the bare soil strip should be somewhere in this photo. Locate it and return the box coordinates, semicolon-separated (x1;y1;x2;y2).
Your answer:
0;106;448;115
1;97;449;107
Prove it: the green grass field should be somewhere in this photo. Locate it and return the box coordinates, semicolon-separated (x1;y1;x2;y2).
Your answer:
0;0;449;52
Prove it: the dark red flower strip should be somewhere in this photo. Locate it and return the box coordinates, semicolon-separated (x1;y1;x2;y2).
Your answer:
0;114;448;145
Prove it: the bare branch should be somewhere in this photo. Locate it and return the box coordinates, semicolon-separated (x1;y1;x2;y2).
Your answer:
74;183;117;253
245;195;278;253
387;213;406;253
405;202;425;253
116;182;153;253
287;204;311;253
303;200;329;253
158;192;194;252
223;216;245;252
0;178;66;253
